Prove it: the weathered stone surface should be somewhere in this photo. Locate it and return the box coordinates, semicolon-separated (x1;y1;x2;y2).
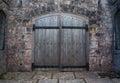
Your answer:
0;71;118;83
33;72;52;79
59;79;85;83
3;72;36;80
53;72;75;80
112;78;120;83
0;51;6;75
38;79;57;83
75;72;99;79
85;78;113;83
0;80;21;83
19;80;37;83
0;80;37;83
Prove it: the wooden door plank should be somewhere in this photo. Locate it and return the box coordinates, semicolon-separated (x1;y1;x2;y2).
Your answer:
37;29;40;64
34;30;36;64
61;29;86;67
82;29;86;65
34;29;59;66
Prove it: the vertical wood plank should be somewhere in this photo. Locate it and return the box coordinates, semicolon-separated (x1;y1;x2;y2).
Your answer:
34;29;37;64
34;29;59;66
61;29;86;67
37;29;39;64
82;29;86;65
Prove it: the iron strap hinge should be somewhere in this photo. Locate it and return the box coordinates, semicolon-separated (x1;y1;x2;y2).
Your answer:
33;24;88;31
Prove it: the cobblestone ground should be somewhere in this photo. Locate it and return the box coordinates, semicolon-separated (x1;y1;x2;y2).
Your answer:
0;70;120;83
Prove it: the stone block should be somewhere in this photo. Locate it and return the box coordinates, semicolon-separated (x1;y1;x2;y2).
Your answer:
64;1;71;5
25;50;32;57
0;51;6;75
25;42;32;49
59;79;85;83
38;79;57;83
33;72;52;80
90;41;98;49
53;72;75;80
24;56;31;65
112;78;120;83
85;78;113;83
3;72;35;80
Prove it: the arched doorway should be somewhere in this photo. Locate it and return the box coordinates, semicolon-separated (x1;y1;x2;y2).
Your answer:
32;13;89;69
113;11;120;72
0;10;6;50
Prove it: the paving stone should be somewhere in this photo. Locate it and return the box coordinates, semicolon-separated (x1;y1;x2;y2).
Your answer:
20;80;38;83
0;80;38;83
38;79;57;83
16;72;36;80
74;72;88;79
3;72;36;80
32;80;38;83
3;72;21;80
75;72;99;79
0;80;21;83
33;71;52;80
19;80;33;83
0;71;117;83
112;78;120;83
59;79;85;83
53;72;75;80
85;78;114;83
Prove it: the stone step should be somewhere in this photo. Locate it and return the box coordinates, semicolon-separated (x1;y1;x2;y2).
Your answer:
59;79;85;83
85;78;114;83
0;80;37;83
0;79;86;83
112;78;120;83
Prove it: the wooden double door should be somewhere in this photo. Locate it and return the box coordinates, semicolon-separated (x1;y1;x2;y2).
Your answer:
34;28;87;68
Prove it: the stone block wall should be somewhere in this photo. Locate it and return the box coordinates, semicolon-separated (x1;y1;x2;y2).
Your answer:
0;51;6;75
0;0;113;72
89;0;113;71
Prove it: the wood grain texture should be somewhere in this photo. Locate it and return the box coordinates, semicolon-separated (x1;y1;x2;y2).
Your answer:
61;29;86;66
35;29;59;66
